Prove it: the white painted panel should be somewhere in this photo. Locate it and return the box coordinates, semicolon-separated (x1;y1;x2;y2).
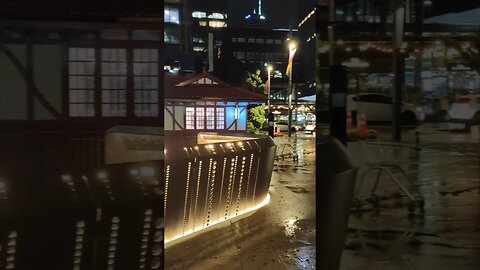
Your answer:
165;106;173;130
33;45;62;120
0;45;27;119
174;106;185;130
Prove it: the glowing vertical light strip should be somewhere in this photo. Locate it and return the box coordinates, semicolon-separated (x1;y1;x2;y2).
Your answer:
258;0;262;15
164;165;170;219
192;161;202;232
244;153;254;212
228;156;239;218
182;162;192;235
206;160;217;226
224;158;235;219
217;157;227;222
252;149;262;203
203;159;213;228
235;156;246;216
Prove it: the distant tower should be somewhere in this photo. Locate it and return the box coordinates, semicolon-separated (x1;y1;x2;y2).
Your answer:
245;0;267;25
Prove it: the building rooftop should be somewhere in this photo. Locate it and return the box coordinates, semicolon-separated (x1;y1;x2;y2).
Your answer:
165;72;267;102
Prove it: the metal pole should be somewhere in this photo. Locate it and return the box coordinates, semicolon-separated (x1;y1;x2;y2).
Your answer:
288;66;293;137
267;68;271;114
392;4;405;142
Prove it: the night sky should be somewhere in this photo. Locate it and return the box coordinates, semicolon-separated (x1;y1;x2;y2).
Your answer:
228;0;303;29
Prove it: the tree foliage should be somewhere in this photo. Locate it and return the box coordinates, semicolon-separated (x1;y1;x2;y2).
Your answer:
245;69;266;94
247;104;267;134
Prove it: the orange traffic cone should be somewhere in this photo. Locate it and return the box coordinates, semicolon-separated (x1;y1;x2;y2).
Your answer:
274;127;281;136
358;113;368;137
346;111;353;131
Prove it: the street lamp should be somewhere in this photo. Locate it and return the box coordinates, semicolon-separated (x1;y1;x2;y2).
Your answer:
287;40;297;137
267;65;273;114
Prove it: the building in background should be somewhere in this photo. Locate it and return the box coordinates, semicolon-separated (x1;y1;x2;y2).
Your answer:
316;0;480;118
164;72;265;134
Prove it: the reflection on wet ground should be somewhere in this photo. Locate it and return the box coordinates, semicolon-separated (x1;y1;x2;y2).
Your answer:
342;125;480;270
165;134;316;270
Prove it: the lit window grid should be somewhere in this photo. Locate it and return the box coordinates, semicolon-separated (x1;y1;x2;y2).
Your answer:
186;107;195;129
164;7;180;24
101;49;127;117
68;48;95;117
185;107;225;130
206;108;215;129
216;108;225;129
134;49;159;117
196;107;205;129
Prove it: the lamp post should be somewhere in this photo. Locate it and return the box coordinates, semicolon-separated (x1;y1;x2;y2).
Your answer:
287;41;297;137
392;1;405;142
267;65;273;114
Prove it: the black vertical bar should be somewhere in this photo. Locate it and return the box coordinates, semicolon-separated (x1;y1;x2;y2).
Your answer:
268;112;274;138
393;50;404;142
126;31;134;119
62;41;70;121
27;35;34;120
94;39;102;118
414;0;424;37
328;65;348;145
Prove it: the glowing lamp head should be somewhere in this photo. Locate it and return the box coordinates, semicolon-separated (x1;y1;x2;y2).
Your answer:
289;41;297;51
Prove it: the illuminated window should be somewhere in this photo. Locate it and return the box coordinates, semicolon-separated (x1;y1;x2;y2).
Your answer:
186;107;195;129
216;108;225;129
199;21;207;27
133;49;159;117
208;13;225;19
209;21;226;28
69;48;95;117
196;107;205;129
164;7;180;24
192;11;207;18
206;108;215;129
101;48;127;117
193;46;205;52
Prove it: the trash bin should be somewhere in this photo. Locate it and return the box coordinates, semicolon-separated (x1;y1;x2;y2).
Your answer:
317;135;358;270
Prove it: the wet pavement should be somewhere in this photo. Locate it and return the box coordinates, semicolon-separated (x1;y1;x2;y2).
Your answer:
342;124;480;270
165;133;316;270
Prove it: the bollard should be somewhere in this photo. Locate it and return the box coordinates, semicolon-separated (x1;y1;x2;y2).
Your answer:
317;136;358;270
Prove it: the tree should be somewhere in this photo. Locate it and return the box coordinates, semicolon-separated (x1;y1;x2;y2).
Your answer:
247;104;267;134
245;69;266;94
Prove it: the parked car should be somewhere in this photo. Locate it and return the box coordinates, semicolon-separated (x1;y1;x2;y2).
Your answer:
305;122;316;133
448;95;480;128
346;93;425;125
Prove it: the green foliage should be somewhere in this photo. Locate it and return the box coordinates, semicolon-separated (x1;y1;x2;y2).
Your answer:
247;104;267;134
245;69;266;94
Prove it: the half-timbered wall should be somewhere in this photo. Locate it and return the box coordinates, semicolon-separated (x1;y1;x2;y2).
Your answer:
0;23;163;131
164;101;251;132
